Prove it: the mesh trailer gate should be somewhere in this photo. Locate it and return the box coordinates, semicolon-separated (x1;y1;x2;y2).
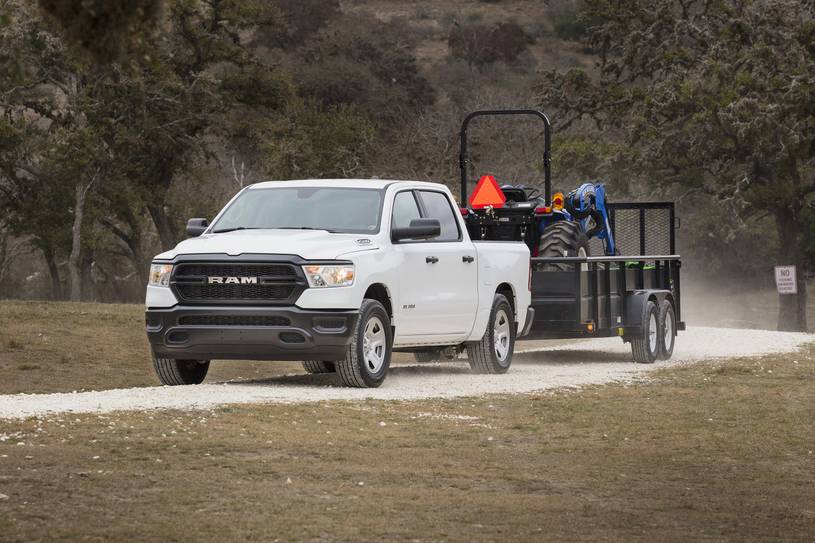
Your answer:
525;202;685;341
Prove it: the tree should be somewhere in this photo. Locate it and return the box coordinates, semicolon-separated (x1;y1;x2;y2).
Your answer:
537;0;815;331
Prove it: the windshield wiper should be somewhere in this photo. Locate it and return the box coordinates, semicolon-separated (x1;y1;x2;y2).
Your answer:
275;227;340;233
211;226;261;234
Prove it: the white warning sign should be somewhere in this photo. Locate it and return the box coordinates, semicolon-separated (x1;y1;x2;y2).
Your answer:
774;265;797;295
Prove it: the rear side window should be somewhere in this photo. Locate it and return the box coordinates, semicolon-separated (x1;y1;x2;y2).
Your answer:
391;191;421;230
418;191;460;241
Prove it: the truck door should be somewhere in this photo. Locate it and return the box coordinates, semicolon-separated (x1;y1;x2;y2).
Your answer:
392;189;478;341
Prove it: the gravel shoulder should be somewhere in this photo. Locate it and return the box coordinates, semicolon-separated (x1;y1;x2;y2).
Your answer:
0;326;811;419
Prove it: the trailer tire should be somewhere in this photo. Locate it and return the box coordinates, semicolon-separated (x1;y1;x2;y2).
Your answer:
335;299;392;388
153;356;209;385
631;301;659;364
537;221;590;271
301;360;335;374
658;299;676;360
467;294;515;374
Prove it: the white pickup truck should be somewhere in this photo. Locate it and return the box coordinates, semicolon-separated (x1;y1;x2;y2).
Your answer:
145;179;533;387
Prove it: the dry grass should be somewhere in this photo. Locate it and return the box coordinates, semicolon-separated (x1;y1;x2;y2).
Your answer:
0;301;307;394
1;346;813;542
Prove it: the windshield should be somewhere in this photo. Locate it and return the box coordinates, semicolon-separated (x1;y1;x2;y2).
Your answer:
211;186;383;234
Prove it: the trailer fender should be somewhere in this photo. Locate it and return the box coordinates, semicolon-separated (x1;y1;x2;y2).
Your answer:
624;290;672;341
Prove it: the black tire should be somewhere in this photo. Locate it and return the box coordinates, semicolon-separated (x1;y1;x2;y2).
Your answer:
537;221;590;271
153;356;209;385
335;299;392;388
301;360;335;374
467;294;515;374
414;349;442;363
658;299;676;360
631;301;659;364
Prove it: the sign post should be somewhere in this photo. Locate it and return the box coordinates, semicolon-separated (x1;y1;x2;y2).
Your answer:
774;265;797;295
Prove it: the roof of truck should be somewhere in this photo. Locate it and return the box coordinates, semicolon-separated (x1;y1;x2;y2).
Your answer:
250;179;448;190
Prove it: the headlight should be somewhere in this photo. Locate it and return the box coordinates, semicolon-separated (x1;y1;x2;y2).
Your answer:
302;265;354;288
149;264;174;287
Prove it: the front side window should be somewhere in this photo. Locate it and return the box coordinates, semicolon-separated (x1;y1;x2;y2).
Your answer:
211;187;383;234
391;191;421;230
417;191;460;241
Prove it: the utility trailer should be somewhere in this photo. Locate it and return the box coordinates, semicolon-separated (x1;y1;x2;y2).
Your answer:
458;110;685;363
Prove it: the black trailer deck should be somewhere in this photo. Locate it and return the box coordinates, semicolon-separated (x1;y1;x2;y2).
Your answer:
524;202;685;346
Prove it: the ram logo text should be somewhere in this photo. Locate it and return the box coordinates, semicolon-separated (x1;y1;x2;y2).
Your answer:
207;276;258;284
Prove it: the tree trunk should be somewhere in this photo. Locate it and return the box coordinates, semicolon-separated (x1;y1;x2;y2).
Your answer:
147;203;178;251
776;211;808;332
100;215;148;285
68;174;97;301
42;246;62;300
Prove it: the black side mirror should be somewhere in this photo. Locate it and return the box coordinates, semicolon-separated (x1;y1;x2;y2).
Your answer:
186;218;209;237
392;218;441;242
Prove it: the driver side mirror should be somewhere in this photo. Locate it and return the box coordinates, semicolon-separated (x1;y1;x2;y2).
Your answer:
186;218;209;237
392;218;441;242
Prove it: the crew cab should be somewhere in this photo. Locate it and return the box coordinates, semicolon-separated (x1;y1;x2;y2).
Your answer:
145;180;533;388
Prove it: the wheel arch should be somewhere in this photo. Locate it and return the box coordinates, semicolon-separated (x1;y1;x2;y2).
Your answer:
495;282;515;314
363;283;393;324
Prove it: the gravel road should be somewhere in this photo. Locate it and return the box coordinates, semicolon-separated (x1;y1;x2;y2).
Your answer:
0;326;810;419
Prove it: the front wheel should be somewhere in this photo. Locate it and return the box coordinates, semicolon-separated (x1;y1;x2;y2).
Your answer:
467;294;515;374
153;356;210;385
335;299;392;388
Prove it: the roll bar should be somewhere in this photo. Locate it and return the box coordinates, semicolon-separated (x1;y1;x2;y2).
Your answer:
458;109;552;206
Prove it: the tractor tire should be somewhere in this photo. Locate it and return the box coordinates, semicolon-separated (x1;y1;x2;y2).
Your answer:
537;221;590;271
466;294;515;374
657;299;676;360
153;356;209;385
335;299;392;388
301;360;335;374
631;301;659;364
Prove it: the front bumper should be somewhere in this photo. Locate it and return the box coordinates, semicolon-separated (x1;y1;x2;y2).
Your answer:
146;305;358;361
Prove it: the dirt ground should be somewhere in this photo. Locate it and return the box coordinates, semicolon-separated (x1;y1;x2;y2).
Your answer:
1;346;813;542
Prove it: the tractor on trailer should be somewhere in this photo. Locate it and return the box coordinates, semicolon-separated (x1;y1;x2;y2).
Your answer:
458;109;684;362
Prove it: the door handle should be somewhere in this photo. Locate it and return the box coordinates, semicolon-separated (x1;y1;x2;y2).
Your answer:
426;256;439;264
462;255;474;263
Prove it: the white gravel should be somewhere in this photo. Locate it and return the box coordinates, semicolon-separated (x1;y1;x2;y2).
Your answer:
0;326;810;420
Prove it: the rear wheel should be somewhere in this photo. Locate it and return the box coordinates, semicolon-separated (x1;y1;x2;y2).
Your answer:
631;301;659;364
153;356;209;385
335;299;392;388
467;294;515;374
658;299;676;360
301;360;335;374
537;221;590;271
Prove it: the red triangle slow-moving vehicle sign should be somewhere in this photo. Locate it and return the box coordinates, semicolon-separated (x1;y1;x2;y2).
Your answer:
469;175;506;209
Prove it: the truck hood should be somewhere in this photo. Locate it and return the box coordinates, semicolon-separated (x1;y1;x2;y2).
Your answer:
154;230;379;261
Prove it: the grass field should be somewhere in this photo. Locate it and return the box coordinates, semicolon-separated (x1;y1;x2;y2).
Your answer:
1;344;813;541
0;301;307;395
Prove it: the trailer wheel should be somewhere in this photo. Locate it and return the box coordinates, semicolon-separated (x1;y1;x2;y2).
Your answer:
658;299;676;360
467;294;515;374
301;360;335;374
631;301;659;364
153;356;209;385
537;221;590;271
335;299;392;388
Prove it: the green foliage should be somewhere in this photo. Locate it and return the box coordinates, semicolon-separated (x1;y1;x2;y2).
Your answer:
294;14;435;126
37;0;162;65
538;0;815;329
260;99;375;179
